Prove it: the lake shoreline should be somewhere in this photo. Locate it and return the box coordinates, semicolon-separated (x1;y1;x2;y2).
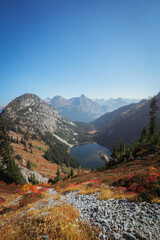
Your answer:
70;141;96;150
70;143;112;169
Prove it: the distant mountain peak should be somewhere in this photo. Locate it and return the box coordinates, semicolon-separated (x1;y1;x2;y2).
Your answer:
80;94;87;98
49;94;105;122
44;97;51;103
53;95;62;99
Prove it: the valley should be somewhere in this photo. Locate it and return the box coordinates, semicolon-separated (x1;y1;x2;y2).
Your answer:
0;93;160;240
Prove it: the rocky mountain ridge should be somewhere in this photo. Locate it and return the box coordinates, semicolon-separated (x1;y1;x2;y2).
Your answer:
48;94;105;122
45;94;142;122
1;93;79;146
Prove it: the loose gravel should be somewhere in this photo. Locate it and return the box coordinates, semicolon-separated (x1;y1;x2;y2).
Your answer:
61;191;160;240
17;188;160;239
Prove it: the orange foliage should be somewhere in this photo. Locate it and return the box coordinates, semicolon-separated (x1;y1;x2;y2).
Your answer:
22;183;38;193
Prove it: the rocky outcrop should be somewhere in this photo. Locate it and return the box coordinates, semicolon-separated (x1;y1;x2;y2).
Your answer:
20;166;48;183
1;93;79;145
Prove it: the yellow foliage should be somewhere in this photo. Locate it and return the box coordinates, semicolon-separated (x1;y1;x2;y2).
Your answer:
78;185;96;195
98;189;114;200
63;183;96;195
0;203;99;240
22;183;32;192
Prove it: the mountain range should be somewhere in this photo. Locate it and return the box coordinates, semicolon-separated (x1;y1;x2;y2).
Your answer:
94;97;142;112
45;95;141;122
93;92;160;150
1;92;158;153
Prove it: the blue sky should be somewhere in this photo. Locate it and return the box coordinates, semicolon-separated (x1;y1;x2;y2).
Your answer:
0;0;160;105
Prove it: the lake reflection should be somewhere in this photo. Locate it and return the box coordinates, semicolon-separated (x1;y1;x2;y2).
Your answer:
70;143;111;168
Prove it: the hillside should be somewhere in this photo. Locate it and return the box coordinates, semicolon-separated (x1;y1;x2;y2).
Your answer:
0;143;159;239
0;94;92;184
9;132;59;180
93;93;160;150
1;93;81;146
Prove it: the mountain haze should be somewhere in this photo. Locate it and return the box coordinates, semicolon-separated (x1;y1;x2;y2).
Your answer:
94;97;142;112
48;94;105;122
45;95;142;122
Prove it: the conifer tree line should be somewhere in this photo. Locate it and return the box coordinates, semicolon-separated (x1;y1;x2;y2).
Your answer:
48;166;75;184
0;116;26;185
42;132;80;168
112;95;159;161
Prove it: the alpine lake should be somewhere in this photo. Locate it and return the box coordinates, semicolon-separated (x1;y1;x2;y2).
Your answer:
70;143;112;169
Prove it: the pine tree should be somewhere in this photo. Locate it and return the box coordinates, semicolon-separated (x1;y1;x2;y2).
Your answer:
27;160;31;170
123;141;126;154
140;126;148;143
149;96;159;137
119;138;124;155
28;173;39;185
0;116;12;166
70;168;74;177
112;143;118;158
0;116;26;185
55;167;61;182
21;138;24;144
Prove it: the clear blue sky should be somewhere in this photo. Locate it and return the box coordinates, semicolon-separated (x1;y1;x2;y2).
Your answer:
0;0;160;105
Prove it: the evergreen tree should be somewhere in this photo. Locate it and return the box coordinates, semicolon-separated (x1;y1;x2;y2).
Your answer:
119;138;124;155
112;143;118;158
149;96;159;137
140;126;148;143
55;167;61;182
123;141;126;154
28;173;39;185
70;168;74;177
0;116;12;165
0;116;26;185
27;160;31;170
7;157;27;185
